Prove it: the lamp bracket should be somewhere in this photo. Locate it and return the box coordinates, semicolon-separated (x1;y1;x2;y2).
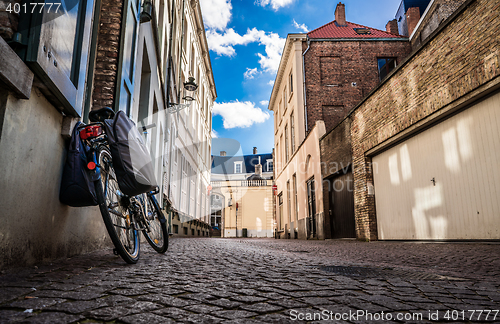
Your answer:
167;102;191;113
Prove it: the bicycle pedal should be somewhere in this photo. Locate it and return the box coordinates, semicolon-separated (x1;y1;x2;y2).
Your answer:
113;248;119;255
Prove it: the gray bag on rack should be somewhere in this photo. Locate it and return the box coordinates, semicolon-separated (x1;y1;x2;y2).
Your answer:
105;111;158;196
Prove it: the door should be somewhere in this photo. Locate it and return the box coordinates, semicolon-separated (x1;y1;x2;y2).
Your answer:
329;172;356;238
373;92;500;240
307;177;316;238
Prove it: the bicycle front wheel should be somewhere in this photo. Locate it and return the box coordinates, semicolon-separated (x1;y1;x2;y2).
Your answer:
95;147;140;264
142;194;169;253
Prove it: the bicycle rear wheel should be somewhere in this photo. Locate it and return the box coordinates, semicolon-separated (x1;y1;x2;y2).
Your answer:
95;147;140;264
142;194;169;253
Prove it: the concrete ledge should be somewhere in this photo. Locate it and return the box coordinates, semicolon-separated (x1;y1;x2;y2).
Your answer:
0;37;33;99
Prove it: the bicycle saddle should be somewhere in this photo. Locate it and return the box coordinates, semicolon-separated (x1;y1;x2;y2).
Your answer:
89;107;115;122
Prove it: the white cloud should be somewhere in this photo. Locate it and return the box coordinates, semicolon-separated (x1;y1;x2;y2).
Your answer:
244;67;259;79
293;19;309;32
199;0;232;31
268;80;274;86
206;28;285;73
260;100;269;106
211;129;219;138
257;0;294;10
213;100;270;128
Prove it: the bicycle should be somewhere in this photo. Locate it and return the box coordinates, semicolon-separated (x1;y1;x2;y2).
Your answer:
78;107;169;263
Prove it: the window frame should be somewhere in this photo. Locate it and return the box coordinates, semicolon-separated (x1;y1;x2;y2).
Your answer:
115;0;141;116
377;57;397;81
22;0;97;117
234;161;243;174
266;159;273;172
284;123;289;162
290;111;295;153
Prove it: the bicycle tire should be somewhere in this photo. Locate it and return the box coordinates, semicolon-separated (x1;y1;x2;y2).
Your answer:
142;194;169;253
95;147;140;264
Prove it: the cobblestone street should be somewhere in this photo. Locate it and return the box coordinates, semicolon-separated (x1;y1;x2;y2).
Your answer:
1;238;499;323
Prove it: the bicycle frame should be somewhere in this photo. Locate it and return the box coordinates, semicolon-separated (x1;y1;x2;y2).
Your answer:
77;122;166;229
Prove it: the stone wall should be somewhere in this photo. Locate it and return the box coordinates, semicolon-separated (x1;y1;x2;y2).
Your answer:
0;0;19;40
350;0;500;240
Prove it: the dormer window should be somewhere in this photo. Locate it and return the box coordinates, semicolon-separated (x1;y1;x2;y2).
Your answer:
266;160;273;172
354;28;371;34
234;161;243;174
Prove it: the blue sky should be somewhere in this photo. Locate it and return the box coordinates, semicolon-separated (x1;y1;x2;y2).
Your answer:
200;0;402;156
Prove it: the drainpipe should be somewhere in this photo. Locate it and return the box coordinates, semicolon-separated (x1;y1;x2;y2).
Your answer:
302;37;310;133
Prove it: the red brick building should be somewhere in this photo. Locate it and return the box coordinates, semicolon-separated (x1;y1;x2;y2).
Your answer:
303;3;411;239
303;3;411;134
270;2;412;240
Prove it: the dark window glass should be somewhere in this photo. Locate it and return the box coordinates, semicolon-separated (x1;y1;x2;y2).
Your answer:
378;58;397;81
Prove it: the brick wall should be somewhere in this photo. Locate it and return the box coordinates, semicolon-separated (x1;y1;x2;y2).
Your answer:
303;40;411;134
0;0;19;40
350;0;500;240
411;0;467;49
91;0;124;110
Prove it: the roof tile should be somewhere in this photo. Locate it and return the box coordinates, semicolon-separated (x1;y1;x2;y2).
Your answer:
308;20;407;39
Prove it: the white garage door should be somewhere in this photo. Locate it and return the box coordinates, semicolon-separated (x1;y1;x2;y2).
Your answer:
373;92;500;240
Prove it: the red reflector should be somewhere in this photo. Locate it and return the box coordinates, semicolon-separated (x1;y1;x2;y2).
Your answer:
87;162;96;170
80;125;102;140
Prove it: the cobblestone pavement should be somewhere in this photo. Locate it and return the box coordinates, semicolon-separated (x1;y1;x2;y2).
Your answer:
1;238;499;323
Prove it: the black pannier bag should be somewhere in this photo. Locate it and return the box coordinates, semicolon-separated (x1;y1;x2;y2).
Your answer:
59;122;98;207
105;110;157;196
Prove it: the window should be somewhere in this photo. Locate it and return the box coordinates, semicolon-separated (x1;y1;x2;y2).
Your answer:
283;87;287;112
307;177;316;237
190;44;196;74
284;124;289;162
278;99;282;124
117;0;141;116
378;58;397;81
266;159;273;172
182;19;188;52
293;173;298;225
287;181;291;227
290;111;296;153
234;161;243;173
279;134;283;166
21;0;98;117
278;192;283;230
276;142;279;168
289;72;293;94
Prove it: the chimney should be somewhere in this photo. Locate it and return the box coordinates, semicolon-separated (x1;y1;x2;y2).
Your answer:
253;147;257;154
220;151;226;156
335;2;346;26
255;164;262;177
386;19;398;35
406;7;420;36
255;156;262;176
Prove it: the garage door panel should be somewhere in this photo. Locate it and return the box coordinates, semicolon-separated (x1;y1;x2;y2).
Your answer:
374;92;500;240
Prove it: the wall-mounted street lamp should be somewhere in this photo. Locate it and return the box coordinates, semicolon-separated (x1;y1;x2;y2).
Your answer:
140;0;153;23
168;77;198;113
